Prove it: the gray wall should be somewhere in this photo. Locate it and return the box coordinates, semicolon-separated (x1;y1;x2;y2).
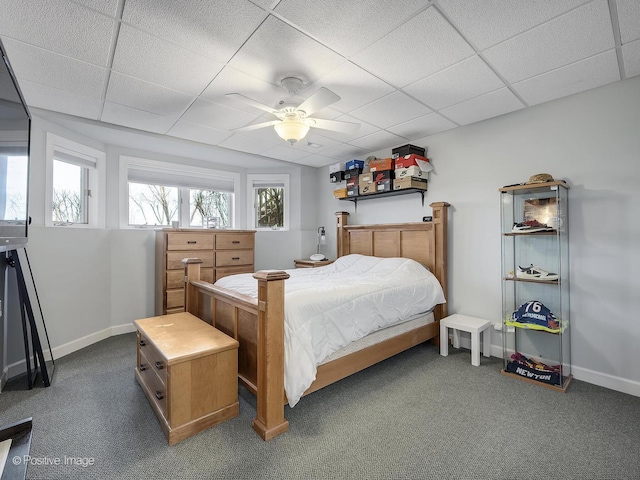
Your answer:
317;75;640;396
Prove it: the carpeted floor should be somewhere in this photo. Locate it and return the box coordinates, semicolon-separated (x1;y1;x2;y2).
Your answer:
1;333;639;479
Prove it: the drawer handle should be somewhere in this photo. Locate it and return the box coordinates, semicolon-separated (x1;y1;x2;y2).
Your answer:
232;257;240;260
139;363;146;371
232;240;240;244
155;391;164;400
187;241;197;244
139;340;146;347
154;361;165;370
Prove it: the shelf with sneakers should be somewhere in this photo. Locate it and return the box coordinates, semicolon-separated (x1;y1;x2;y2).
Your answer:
499;177;571;392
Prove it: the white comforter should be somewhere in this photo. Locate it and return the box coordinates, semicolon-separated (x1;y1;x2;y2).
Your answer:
214;254;446;406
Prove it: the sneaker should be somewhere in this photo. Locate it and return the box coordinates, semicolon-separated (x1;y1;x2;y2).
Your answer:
511;219;555;233
516;264;559;281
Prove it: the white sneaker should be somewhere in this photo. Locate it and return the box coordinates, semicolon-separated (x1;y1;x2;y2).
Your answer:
516;264;559;281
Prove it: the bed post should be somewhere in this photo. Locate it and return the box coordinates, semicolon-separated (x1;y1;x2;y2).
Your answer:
252;270;290;441
182;258;202;315
335;211;350;258
429;202;450;319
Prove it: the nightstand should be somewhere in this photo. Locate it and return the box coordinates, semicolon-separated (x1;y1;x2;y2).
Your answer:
294;259;334;268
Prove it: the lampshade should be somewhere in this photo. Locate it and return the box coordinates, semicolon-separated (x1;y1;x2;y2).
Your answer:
274;119;310;145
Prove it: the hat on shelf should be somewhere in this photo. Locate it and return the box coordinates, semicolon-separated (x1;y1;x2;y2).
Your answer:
525;173;554;184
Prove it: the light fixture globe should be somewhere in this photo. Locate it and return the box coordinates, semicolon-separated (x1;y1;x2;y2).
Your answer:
274;118;310;145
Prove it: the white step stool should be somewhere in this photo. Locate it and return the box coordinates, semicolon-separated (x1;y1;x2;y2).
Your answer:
440;314;491;366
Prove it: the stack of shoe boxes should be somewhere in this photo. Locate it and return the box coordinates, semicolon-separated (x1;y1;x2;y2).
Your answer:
345;159;364;197
330;162;347;198
392;144;429;191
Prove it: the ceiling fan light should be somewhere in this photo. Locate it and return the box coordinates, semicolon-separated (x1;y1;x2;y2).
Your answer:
274;120;310;145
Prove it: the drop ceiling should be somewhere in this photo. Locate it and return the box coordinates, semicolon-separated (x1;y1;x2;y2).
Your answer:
1;0;638;168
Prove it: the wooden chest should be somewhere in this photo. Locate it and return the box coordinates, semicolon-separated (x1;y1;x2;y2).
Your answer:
155;229;255;315
134;312;239;445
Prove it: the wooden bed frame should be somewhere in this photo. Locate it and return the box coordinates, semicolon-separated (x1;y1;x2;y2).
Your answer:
183;202;450;441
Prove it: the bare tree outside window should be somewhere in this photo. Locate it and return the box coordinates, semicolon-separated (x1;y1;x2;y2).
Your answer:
256;187;284;228
52;190;82;223
129;183;178;226
190;190;230;227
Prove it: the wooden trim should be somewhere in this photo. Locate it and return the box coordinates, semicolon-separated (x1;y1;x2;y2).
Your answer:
499;181;569;193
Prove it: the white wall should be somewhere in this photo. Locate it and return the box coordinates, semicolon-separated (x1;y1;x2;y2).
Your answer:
318;75;640;396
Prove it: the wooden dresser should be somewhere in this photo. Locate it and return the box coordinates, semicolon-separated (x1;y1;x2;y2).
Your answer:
134;312;239;445
155;229;255;315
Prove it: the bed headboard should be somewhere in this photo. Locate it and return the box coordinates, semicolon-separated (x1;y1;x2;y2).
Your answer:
335;202;450;318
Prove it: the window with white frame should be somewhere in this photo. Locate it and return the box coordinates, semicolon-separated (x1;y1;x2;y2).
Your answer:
247;174;289;231
120;156;239;228
45;133;105;227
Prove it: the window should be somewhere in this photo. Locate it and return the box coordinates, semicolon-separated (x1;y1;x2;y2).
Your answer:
247;174;290;230
120;156;239;228
45;133;105;227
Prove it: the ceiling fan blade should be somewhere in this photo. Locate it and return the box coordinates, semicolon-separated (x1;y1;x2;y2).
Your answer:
233;120;280;132
309;118;360;135
226;93;278;115
297;87;340;116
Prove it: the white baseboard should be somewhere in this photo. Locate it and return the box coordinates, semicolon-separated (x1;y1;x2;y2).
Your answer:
5;322;137;380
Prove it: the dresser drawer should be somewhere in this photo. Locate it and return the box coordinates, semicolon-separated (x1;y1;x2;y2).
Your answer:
167;233;213;251
166;251;214;270
138;335;167;385
216;250;253;267
216;234;254;250
167;267;213;289
166;289;184;310
138;358;167;419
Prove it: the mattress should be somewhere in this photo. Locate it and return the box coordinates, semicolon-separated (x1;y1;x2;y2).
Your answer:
215;254;446;406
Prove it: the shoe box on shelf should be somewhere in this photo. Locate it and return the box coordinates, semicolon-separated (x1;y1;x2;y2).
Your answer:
359;169;394;195
329;162;345;183
394;176;428;191
368;157;394;172
344;168;362;197
392;144;426;158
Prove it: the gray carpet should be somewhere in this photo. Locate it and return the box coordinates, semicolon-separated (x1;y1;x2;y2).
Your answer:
1;333;639;480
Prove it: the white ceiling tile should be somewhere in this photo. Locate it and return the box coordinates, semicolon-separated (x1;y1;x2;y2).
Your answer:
200;67;285;114
403;56;506;110
310;143;369;161
513;50;620;106
101;102;179;134
439;88;524;125
166;120;233;146
622;39;640;78
292;154;338;168
18;80;103;119
75;0;120;16
617;0;640;44
180;98;257;130
122;0;268;63
387;113;457;139
273;0;427;57
106;73;195;116
484;0;615;83
308;62;395;114
227;16;345;86
260;144;313;162
438;0;590;50
0;0;114;66
112;25;224;95
349;130;408;152
349;91;432;129
218;133;281;156
351;7;474;87
2;38;105;99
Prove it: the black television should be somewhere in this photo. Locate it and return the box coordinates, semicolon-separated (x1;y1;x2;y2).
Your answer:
0;37;30;252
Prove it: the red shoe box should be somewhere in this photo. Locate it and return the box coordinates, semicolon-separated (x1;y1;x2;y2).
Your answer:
395;154;429;169
369;157;394;172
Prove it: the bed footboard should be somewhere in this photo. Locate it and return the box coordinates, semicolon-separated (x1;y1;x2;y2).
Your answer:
183;259;289;440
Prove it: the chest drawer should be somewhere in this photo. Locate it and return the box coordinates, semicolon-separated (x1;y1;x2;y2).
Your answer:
166;251;214;270
167;233;213;251
216;250;253;267
216;233;254;250
138;356;167;419
138;334;167;385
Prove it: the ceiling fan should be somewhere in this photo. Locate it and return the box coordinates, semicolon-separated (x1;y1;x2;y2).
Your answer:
226;77;360;145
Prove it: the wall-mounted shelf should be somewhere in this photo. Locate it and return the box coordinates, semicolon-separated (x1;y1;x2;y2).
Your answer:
339;188;426;211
